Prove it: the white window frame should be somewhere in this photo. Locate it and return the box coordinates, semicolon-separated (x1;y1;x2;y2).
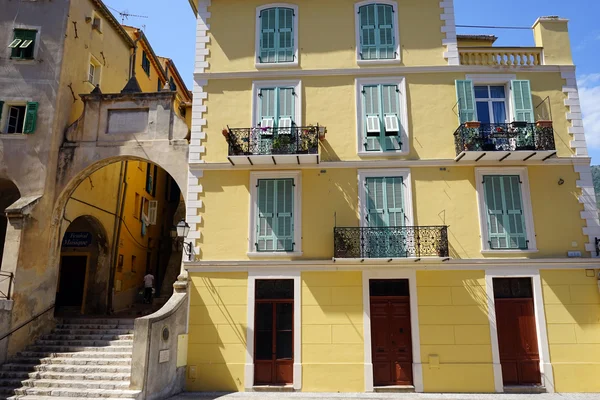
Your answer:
248;170;302;257
475;167;537;254
252;80;302;127
245;271;302;390
484;269;554;393
255;3;299;69
88;54;102;86
354;0;401;65
358;169;413;227
355;77;409;157
466;74;517;124
362;269;423;392
8;24;41;61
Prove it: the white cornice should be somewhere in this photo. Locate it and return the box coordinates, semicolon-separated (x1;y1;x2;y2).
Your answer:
194;65;564;80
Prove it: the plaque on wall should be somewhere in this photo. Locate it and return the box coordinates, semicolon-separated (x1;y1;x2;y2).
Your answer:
107;109;149;134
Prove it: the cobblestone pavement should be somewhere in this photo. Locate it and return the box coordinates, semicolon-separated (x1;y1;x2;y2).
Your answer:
170;392;600;400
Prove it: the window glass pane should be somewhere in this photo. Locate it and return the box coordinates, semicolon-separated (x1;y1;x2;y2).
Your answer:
256;279;294;300
493;278;533;299
255;303;273;331
474;86;488;99
492;102;507;123
276;331;293;359
255;331;273;360
490;86;506;98
369;279;409;296
276;303;293;331
476;102;490;123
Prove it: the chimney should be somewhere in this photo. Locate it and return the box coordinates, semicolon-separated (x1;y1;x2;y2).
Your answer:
532;16;573;65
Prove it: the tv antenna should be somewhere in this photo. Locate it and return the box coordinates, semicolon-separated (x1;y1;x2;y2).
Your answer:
106;5;149;25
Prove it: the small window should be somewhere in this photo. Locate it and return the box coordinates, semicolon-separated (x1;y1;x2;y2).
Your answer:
6;106;26;134
2;102;38;134
88;57;101;86
369;279;409;297
256;5;298;66
356;2;399;62
142;51;151;76
157;79;163;92
493;278;533;299
169;77;177;92
9;29;36;60
131;255;137;273
92;15;102;33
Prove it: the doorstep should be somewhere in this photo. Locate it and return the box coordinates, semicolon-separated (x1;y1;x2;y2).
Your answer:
374;385;415;393
251;385;295;392
504;385;546;394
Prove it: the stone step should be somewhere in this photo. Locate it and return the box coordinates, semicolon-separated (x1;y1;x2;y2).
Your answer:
55;324;135;331
12;387;140;398
27;345;133;353
22;378;131;389
17;351;132;359
36;339;133;347
7;396;139;400
60;319;134;326
2;363;131;373
0;370;30;379
43;334;133;341
51;329;134;336
27;371;131;382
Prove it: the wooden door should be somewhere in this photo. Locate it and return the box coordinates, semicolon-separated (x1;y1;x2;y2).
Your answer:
371;297;413;386
254;279;294;386
496;298;541;385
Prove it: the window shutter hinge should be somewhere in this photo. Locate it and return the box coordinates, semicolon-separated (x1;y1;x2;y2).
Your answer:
361;89;366;94
292;90;296;96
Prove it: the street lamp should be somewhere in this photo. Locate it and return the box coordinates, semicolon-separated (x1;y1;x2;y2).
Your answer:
171;219;193;261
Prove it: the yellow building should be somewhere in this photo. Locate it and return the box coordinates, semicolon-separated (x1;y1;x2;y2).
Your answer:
185;0;600;394
56;1;193;315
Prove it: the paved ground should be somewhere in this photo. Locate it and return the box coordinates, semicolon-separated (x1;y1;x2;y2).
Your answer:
170;393;600;400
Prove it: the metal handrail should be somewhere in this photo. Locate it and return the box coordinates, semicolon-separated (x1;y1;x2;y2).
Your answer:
0;303;55;342
0;271;13;300
225;125;320;156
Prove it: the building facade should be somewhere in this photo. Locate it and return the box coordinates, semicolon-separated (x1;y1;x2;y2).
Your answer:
185;0;600;394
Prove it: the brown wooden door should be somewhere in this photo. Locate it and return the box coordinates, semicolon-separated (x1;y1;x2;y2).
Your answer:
371;297;413;386
495;298;541;385
254;300;293;385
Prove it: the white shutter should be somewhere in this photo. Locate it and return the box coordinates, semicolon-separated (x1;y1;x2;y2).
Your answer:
384;115;399;132
260;118;274;135
8;39;22;48
366;115;380;133
147;200;158;225
278;117;293;134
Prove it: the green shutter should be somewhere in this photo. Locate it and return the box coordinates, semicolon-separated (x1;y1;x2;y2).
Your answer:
366;177;386;227
256;178;293;252
382;84;401;151
359;4;377;60
511;80;534;123
385;177;404;226
363;85;382;151
377;4;395;59
483;175;528;250
0;101;4;122
278;88;294;122
456;80;477;124
23;102;38;134
260;8;277;63
278;8;294;62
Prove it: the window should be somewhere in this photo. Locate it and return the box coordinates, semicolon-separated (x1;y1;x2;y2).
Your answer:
475;168;536;252
145;163;156;195
169;77;177;92
9;29;36;60
355;1;400;63
88;56;101;86
356;77;408;155
0;102;38;134
359;169;413;226
142;51;151;76
131;255;137;273
134;193;140;218
249;171;302;255
157;79;163;92
255;5;298;66
456;79;535;124
253;80;301;132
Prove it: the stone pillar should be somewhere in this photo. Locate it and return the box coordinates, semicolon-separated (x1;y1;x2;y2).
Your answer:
533;17;573;66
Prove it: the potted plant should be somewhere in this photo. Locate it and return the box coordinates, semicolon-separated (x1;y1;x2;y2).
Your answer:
511;121;528;128
536;120;553;128
272;135;292;154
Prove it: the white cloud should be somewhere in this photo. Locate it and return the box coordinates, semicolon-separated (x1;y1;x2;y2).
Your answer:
579;74;600;148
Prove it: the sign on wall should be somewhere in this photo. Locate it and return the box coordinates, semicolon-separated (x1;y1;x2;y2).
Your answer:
62;232;93;248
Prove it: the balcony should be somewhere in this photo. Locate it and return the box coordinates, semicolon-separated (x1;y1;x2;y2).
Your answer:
459;47;543;67
333;226;449;260
224;125;323;166
454;122;556;162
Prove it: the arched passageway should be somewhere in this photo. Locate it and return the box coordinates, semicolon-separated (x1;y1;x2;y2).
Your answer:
54;158;184;316
0;179;21;284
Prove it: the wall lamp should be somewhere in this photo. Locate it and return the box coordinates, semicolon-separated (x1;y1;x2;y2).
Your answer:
171;219;193;261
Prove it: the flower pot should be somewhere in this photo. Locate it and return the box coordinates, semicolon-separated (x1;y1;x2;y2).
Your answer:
511;121;528;128
536;120;553;128
464;121;481;129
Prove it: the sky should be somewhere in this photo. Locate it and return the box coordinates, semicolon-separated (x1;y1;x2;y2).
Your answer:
103;0;600;164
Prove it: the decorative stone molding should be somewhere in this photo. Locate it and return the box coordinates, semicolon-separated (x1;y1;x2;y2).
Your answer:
187;0;211;260
440;0;459;65
561;66;600;256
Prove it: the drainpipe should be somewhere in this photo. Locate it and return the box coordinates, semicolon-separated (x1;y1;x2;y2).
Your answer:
107;161;128;314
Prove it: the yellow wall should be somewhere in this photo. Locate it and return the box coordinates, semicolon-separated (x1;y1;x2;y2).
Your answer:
302;271;364;392
417;270;494;392
63;1;132;124
542;269;600;392
203;72;574;164
187;272;248;392
207;0;446;73
199;165;587;261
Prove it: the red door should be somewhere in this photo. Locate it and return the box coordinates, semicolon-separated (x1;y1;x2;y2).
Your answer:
371;297;413;386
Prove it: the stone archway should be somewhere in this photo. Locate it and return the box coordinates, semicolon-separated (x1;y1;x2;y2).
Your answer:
57;215;109;315
0;179;21;298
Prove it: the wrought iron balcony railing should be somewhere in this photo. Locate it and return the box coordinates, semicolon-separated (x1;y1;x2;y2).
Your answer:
225;126;320;157
334;226;449;259
454;122;556;156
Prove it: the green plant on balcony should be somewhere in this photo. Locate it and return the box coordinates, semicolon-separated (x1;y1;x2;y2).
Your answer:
272;135;292;154
299;126;318;153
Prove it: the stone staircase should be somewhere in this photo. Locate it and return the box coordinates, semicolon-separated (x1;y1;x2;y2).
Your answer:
0;318;140;399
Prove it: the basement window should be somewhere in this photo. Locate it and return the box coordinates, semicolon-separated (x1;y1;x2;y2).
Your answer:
9;29;37;60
